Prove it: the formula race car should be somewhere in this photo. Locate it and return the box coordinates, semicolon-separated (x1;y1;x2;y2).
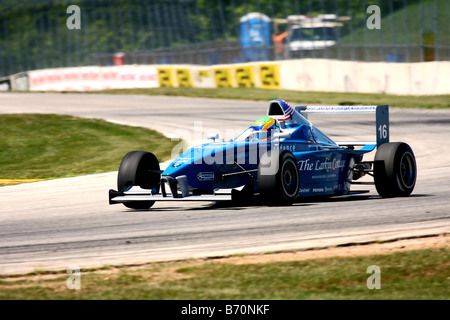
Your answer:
109;99;417;209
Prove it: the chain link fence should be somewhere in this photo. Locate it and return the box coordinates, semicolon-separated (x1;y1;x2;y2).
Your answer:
0;0;448;77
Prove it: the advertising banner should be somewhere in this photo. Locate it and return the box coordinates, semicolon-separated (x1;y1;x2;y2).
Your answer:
29;66;158;91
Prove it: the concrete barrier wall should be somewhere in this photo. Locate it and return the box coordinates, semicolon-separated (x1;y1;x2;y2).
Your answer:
10;59;449;95
279;59;449;95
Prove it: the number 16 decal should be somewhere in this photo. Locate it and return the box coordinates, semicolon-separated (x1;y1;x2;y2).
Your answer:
376;105;389;147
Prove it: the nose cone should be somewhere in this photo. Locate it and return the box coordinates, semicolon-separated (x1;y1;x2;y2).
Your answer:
168;142;229;168
162;142;230;190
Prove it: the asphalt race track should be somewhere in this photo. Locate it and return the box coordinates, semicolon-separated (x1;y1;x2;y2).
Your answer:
0;93;449;274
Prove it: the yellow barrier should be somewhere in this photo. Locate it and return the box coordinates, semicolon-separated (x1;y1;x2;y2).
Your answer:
155;63;281;90
259;63;280;89
175;68;193;88
213;67;234;88
234;65;255;88
157;68;174;88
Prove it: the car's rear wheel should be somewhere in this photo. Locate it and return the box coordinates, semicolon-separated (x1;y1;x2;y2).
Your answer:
117;151;160;209
373;142;417;197
258;150;300;205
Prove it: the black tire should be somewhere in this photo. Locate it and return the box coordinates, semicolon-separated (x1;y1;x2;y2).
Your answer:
258;150;300;205
117;151;160;209
373;142;417;198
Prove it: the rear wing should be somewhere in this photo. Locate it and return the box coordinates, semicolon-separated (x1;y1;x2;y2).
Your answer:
295;105;389;148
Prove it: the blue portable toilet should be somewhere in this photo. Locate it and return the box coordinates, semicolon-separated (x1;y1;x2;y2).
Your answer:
240;12;272;62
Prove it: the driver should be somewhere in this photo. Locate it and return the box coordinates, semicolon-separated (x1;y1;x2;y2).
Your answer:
251;116;279;141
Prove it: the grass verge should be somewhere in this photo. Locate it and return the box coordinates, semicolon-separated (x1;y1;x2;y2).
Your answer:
0;245;448;300
0;114;177;181
96;87;450;109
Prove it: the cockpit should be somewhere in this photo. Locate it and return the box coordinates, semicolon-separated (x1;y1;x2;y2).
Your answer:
235;125;281;142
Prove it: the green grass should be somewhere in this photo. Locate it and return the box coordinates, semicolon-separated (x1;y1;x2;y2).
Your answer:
0;247;448;300
97;87;450;109
0;114;178;180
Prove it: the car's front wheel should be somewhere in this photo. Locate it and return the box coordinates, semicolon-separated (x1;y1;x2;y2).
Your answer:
117;151;160;209
258;150;300;205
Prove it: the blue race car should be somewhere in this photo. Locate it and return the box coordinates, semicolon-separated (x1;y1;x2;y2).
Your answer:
109;99;417;209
